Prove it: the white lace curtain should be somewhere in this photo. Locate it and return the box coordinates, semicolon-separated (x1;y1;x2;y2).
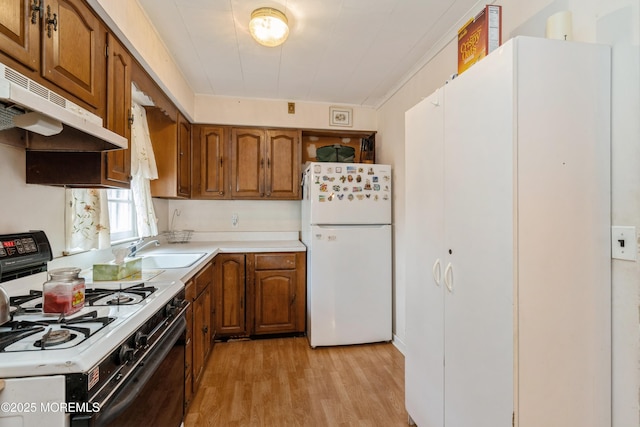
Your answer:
130;100;159;237
65;188;111;253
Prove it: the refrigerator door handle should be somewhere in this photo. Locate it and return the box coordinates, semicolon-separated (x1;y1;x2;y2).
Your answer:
444;262;453;293
432;258;442;286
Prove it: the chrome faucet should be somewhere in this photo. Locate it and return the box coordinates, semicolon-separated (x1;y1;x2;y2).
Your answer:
128;238;160;257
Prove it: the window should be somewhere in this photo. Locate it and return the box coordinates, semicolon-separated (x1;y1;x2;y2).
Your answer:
107;189;137;242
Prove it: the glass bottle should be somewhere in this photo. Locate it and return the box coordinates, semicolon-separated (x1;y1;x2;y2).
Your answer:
43;267;85;315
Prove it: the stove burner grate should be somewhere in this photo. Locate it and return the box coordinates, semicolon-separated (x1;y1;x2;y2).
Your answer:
85;283;156;306
107;293;134;305
34;329;75;348
10;290;44;315
0;325;45;351
0;310;116;352
9;290;42;306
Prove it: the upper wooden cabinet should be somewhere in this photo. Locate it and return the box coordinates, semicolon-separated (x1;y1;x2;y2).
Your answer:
192;125;228;199
42;0;106;110
230;128;301;200
0;0;40;71
0;0;106;113
104;33;132;187
176;112;191;197
148;110;191;198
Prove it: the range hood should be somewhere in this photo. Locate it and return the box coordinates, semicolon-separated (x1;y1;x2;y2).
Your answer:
0;63;127;151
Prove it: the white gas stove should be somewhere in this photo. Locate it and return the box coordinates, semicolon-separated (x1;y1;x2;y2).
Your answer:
0;231;187;427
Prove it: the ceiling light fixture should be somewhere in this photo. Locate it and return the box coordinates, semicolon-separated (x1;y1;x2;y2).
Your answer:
249;7;289;47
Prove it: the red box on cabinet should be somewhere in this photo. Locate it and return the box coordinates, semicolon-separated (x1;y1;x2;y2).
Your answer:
457;5;502;75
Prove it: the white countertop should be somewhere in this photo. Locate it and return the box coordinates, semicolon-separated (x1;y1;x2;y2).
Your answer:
138;240;306;283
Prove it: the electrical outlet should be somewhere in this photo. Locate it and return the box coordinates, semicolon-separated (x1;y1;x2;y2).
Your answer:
611;226;637;261
231;213;239;228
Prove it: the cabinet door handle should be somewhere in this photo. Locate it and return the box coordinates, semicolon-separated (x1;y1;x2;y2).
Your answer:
45;5;57;38
290;294;296;306
444;262;453;293
31;0;41;24
202;326;208;334
432;258;442;286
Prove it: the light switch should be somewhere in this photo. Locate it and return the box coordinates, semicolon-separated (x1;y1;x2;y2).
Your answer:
611;226;637;261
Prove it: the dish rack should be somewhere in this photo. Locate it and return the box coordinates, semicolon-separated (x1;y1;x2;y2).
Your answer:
164;229;193;244
165;209;193;243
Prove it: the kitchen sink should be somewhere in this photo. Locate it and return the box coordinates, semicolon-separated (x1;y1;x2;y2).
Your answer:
141;253;207;269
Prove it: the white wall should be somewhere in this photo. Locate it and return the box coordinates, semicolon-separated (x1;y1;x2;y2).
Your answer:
377;1;640;426
0;144;66;255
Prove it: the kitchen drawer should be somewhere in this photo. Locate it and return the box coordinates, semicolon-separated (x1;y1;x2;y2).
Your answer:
254;253;296;270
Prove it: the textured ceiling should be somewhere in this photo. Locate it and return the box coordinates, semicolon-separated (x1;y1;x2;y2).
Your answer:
136;0;482;107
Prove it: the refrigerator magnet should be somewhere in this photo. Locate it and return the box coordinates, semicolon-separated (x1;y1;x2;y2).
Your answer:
336;166;342;173
356;175;362;182
348;194;354;201
319;195;326;202
347;166;356;174
320;183;328;192
368;167;375;175
328;193;335;201
347;175;354;182
357;194;365;200
332;185;341;191
364;180;372;190
372;176;379;182
373;184;381;191
314;165;322;173
340;175;347;183
337;194;344;200
327;167;333;173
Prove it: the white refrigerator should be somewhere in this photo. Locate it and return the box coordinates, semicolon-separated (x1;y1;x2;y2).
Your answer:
301;162;392;347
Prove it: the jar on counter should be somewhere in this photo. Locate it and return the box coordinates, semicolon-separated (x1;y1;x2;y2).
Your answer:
43;267;85;315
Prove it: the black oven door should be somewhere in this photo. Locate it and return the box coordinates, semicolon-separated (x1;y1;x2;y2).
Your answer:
73;315;186;427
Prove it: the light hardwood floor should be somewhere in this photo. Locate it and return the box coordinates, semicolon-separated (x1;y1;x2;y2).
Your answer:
185;337;408;426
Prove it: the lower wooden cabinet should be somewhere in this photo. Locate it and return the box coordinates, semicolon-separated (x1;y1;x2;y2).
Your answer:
213;253;246;337
252;253;305;335
213;251;306;339
192;262;213;389
184;261;214;410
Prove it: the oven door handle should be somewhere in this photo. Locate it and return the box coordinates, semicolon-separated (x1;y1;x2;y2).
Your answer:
93;314;186;427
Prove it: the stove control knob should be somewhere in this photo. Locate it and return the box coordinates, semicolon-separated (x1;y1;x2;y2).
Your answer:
165;297;184;317
116;344;134;365
164;302;176;317
135;331;148;348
